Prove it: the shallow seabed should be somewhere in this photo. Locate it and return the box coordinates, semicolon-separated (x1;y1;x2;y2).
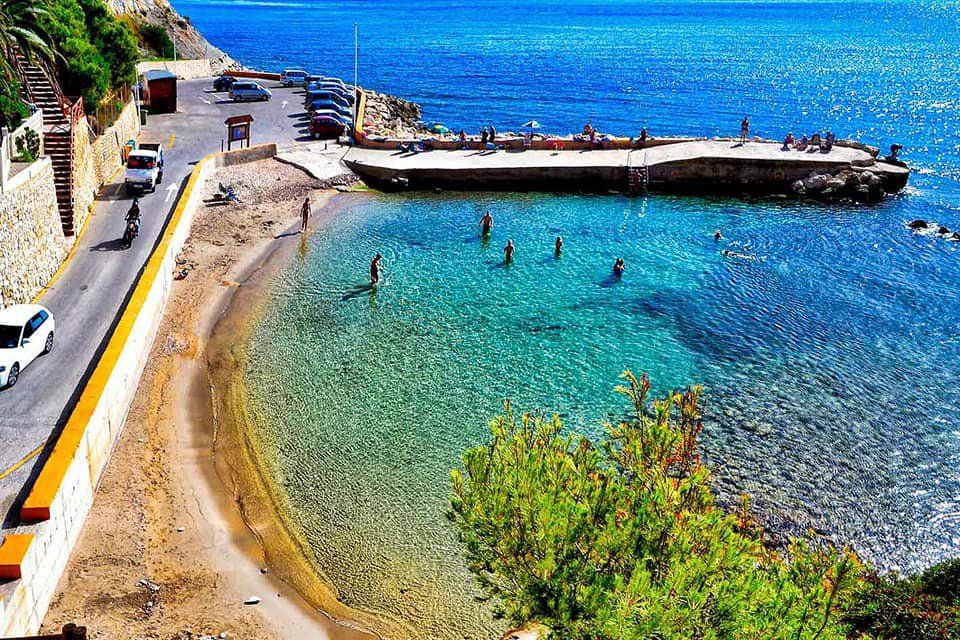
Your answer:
239;190;960;639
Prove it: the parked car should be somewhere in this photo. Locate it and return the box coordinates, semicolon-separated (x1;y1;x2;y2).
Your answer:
309;99;352;119
307;83;354;104
310;114;346;139
124;143;164;193
303;74;325;88
281;69;309;87
213;75;237;92
0;304;54;388
230;82;272;102
311;109;350;126
304;90;351;111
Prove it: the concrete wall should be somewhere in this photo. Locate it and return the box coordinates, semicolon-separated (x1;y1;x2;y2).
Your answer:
137;59;213;80
0;144;278;637
0;158;69;307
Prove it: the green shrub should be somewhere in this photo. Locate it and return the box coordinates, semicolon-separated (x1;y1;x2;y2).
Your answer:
39;0;138;110
449;372;862;640
139;24;174;59
844;560;960;639
0;79;28;129
15;129;40;162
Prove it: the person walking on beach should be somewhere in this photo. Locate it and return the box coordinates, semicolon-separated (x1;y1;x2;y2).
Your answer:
739;117;750;145
555;235;563;256
300;197;311;233
479;210;493;236
504;239;515;263
370;253;383;284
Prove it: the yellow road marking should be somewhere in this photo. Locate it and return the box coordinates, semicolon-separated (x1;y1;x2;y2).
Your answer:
0;442;45;481
169;134;176;148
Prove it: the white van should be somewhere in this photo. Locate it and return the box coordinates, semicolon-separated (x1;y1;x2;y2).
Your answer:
281;69;309;87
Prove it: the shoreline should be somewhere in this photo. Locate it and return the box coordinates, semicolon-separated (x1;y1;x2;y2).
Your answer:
42;159;376;640
202;194;417;640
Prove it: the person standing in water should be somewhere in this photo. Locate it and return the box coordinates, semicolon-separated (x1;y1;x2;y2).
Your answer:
370;253;383;284
300;196;311;233
479;210;493;236
555;235;563;256
504;239;515;263
613;257;625;276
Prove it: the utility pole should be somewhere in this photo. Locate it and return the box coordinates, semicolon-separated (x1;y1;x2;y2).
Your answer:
353;23;358;89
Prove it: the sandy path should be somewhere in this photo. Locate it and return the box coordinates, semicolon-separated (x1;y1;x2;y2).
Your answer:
41;159;370;640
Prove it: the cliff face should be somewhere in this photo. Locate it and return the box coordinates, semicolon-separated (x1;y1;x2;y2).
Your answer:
105;0;235;69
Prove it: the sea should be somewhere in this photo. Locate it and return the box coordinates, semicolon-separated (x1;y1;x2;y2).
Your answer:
170;1;960;637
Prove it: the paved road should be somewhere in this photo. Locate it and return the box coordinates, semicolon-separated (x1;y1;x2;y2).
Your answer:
0;78;311;526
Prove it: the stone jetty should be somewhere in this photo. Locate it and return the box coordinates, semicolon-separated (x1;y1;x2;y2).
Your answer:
343;138;909;200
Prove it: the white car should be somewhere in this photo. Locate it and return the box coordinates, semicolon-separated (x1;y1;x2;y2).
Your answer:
0;304;55;388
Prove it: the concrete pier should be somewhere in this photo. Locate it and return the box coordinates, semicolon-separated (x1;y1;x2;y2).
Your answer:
343;140;909;197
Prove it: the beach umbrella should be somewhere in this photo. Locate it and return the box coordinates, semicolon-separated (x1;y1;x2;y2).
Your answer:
428;123;451;134
521;120;541;129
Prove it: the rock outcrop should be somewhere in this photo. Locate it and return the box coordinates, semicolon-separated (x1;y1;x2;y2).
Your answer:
361;90;424;138
104;0;235;70
791;167;889;203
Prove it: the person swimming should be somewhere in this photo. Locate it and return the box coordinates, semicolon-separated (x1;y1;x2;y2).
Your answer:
555;235;563;256
714;229;723;241
504;239;515;263
370;253;383;284
613;257;625;276
480;210;493;236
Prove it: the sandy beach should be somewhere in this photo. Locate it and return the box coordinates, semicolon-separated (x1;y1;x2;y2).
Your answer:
40;158;375;640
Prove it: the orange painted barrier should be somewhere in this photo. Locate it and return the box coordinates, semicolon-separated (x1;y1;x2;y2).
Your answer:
0;535;33;579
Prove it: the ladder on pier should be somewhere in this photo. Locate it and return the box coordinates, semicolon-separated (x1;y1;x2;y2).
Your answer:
628;164;648;195
626;150;649;195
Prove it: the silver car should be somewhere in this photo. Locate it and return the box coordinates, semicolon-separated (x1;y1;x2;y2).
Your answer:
230;82;272;102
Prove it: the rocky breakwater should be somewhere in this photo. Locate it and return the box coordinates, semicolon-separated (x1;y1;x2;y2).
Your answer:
362;90;425;138
790;152;909;203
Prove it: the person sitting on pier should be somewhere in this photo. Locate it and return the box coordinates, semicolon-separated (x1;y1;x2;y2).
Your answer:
822;131;835;153
504;239;515;263
639;127;648;143
796;134;809;151
583;122;594;138
480;127;489;146
781;132;795;151
613;257;625;277
459;129;467;142
808;133;822;151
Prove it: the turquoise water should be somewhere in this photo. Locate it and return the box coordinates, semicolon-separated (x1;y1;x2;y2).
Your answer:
242;191;960;638
174;0;960;635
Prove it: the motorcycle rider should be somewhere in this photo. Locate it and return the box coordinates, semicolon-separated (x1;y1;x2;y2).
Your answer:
125;198;142;241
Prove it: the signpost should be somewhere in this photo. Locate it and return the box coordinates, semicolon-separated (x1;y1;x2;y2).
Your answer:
224;114;254;151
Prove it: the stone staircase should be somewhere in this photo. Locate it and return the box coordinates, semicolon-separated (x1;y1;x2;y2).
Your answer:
17;54;81;235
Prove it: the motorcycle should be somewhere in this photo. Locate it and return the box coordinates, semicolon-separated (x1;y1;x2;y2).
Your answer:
123;199;141;247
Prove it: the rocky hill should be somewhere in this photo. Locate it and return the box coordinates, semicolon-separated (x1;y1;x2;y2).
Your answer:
105;0;235;69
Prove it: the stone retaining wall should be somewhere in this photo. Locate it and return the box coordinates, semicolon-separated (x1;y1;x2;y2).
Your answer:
0;158;69;306
0;144;278;637
71;99;141;233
